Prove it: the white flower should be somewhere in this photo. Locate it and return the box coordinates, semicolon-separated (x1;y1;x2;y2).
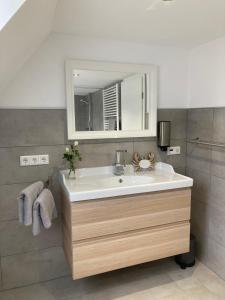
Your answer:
74;141;79;146
65;147;69;152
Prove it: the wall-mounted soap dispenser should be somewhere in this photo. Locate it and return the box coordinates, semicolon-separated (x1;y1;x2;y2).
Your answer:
157;121;171;151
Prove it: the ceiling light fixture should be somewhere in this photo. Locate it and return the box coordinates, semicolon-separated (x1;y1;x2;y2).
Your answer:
73;73;80;77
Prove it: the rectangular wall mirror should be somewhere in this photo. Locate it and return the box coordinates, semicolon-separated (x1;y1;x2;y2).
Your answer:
66;60;158;140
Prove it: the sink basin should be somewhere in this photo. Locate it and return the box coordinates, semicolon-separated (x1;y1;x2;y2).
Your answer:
60;162;193;202
100;175;154;187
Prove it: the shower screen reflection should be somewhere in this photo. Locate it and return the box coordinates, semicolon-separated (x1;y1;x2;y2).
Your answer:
73;69;150;132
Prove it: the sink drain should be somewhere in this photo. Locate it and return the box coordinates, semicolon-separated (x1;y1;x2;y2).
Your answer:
118;178;123;183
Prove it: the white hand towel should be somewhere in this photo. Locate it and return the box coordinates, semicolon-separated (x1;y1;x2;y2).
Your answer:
32;188;57;236
18;181;44;226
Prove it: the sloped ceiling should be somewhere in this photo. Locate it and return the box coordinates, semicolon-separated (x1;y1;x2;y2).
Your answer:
0;0;58;93
53;0;225;48
0;0;225;96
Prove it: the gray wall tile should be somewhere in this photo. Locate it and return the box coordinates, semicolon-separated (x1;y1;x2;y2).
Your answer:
77;142;128;168
1;247;69;289
0;183;28;221
3;107;225;284
41;276;84;300
207;205;225;249
158;109;187;140
0;258;2;291
186;143;212;174
0;219;62;256
187;107;225;281
77;141;135;168
2;250;41;289
209;176;225;211
213;108;225;143
37;247;69;282
187;108;214;140
0;283;56;300
205;239;225;281
191;199;209;237
186;168;211;204
0;109;66;147
0;145;66;185
211;149;225;179
0;108;188;290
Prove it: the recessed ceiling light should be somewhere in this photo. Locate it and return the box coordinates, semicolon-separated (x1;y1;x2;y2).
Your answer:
73;73;80;77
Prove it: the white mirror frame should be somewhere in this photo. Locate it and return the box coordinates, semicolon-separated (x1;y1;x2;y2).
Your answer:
65;59;158;140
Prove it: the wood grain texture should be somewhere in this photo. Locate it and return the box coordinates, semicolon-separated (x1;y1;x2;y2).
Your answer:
71;188;191;241
61;188;192;279
61;190;73;271
72;222;190;279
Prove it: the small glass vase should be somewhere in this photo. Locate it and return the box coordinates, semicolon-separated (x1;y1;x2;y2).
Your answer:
68;169;76;179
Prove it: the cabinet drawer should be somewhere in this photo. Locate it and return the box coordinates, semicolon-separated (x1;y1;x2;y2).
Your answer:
71;188;191;241
72;222;190;279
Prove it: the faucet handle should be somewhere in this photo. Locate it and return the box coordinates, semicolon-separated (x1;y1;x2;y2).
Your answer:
115;149;127;166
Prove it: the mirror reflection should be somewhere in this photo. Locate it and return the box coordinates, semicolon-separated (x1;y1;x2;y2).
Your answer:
73;69;150;132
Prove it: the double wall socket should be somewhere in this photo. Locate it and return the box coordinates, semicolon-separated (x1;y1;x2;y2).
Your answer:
20;154;49;166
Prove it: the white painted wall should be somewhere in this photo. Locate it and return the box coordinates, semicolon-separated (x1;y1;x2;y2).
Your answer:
0;33;189;109
0;0;25;30
188;37;225;108
0;0;57;93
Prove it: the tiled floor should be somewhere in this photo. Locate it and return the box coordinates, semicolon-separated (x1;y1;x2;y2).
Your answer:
1;259;225;300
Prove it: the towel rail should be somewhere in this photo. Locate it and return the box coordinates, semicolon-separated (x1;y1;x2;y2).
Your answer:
187;138;225;149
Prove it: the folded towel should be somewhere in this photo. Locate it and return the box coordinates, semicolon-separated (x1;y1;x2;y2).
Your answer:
18;181;44;226
32;188;57;236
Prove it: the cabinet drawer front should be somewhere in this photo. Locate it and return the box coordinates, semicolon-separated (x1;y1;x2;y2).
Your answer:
72;222;190;279
71;188;191;241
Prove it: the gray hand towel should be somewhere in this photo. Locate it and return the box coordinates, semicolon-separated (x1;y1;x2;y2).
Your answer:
32;188;57;236
18;181;44;226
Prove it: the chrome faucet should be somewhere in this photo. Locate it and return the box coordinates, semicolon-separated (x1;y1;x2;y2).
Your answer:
114;150;127;176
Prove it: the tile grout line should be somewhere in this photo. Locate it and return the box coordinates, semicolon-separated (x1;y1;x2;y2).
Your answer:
0;244;64;259
208;108;214;210
0;109;192;291
0;144;68;149
0;256;2;291
0;274;70;293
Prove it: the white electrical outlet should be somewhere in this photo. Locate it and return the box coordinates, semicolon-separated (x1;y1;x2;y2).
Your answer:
167;146;181;155
39;154;49;165
20;156;30;166
30;155;39;165
20;154;49;166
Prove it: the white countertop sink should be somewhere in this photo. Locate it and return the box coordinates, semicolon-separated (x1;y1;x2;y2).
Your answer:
60;162;193;202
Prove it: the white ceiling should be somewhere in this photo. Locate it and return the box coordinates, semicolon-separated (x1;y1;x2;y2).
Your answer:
0;0;225;96
74;69;134;95
53;0;225;48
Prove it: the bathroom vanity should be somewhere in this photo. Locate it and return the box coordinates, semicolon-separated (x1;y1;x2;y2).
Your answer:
60;163;193;279
62;59;193;279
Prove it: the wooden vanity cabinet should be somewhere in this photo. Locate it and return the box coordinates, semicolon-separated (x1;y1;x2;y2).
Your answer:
61;188;191;279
